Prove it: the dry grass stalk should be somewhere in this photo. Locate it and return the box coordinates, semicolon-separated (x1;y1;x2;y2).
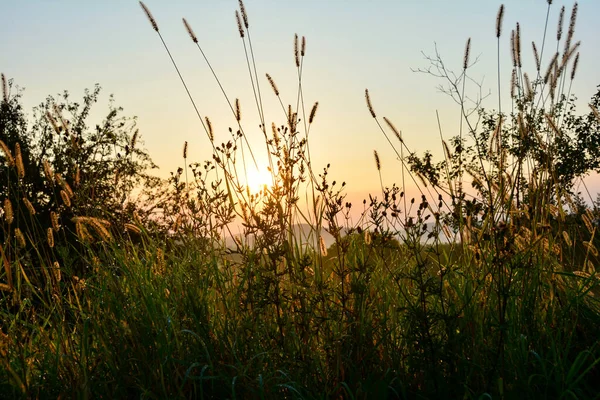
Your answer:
139;1;159;32
125;223;142;235
443;140;452;161
15;143;24;179
583;241;599;257
524;73;532;100
51;211;60;231
571;52;580;80
22;197;36;216
155;248;166;275
582;213;594;233
562;231;572;246
510;30;517;68
15;228;26;248
43;159;54;185
72;216;112;242
294;34;300;68
130;129;138;150
564;3;578;57
496;4;505;38
511;68;517;98
74;166;80;187
309;102;319;124
561;41;581;70
515;23;522;67
532;42;541;72
383;117;402;143
52;261;61;283
1;73;7;103
557;6;565;41
365;89;376;118
374;150;381;171
0;246;12;289
235;11;245;38
0;140;14;167
3;199;13;225
75;222;91;242
301;36;306;57
206;117;214;142
319;236;327;256
266;74;279;96
364;230;372;245
183;18;198;43
60;190;71;207
238;0;249;29
47;228;54;248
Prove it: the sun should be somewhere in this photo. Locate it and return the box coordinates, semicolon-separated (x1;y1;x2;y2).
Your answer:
245;167;273;194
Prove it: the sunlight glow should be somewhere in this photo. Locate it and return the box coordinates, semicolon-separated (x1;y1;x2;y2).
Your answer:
245;167;273;194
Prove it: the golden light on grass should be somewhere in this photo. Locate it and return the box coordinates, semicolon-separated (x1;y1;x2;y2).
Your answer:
0;140;14;167
3;199;13;225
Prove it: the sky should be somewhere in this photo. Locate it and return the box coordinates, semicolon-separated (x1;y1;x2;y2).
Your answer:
2;0;600;210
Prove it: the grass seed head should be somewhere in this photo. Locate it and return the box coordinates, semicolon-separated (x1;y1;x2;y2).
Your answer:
319;236;327;256
463;37;471;70
23;197;36;216
235;11;245;38
51;211;60;231
183;141;188;159
532;42;541;72
47;228;54;248
235;98;241;121
564;2;578;55
15;143;25;179
0;140;14;167
43;159;54;185
266;74;279;96
515;23;521;67
557;6;565;41
183;18;198;43
309;102;319;124
365;89;376;118
60;190;71;207
15;228;26;248
1;73;7;103
383;117;402;143
374;150;381;171
206;117;214;142
3;199;13;225
139;2;159;32
301;36;306;57
125;223;142;235
238;0;249;28
53;261;61;283
496;4;505;38
571;52;580;80
294;34;300;67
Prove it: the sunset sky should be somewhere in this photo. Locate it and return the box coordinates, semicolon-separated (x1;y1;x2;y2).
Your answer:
2;0;600;208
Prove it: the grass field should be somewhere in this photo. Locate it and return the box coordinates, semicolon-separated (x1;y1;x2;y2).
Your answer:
2;1;600;398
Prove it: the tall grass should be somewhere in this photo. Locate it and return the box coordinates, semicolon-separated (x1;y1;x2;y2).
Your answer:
1;1;600;398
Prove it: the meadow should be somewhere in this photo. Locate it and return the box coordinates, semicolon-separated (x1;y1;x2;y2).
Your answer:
2;1;600;398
